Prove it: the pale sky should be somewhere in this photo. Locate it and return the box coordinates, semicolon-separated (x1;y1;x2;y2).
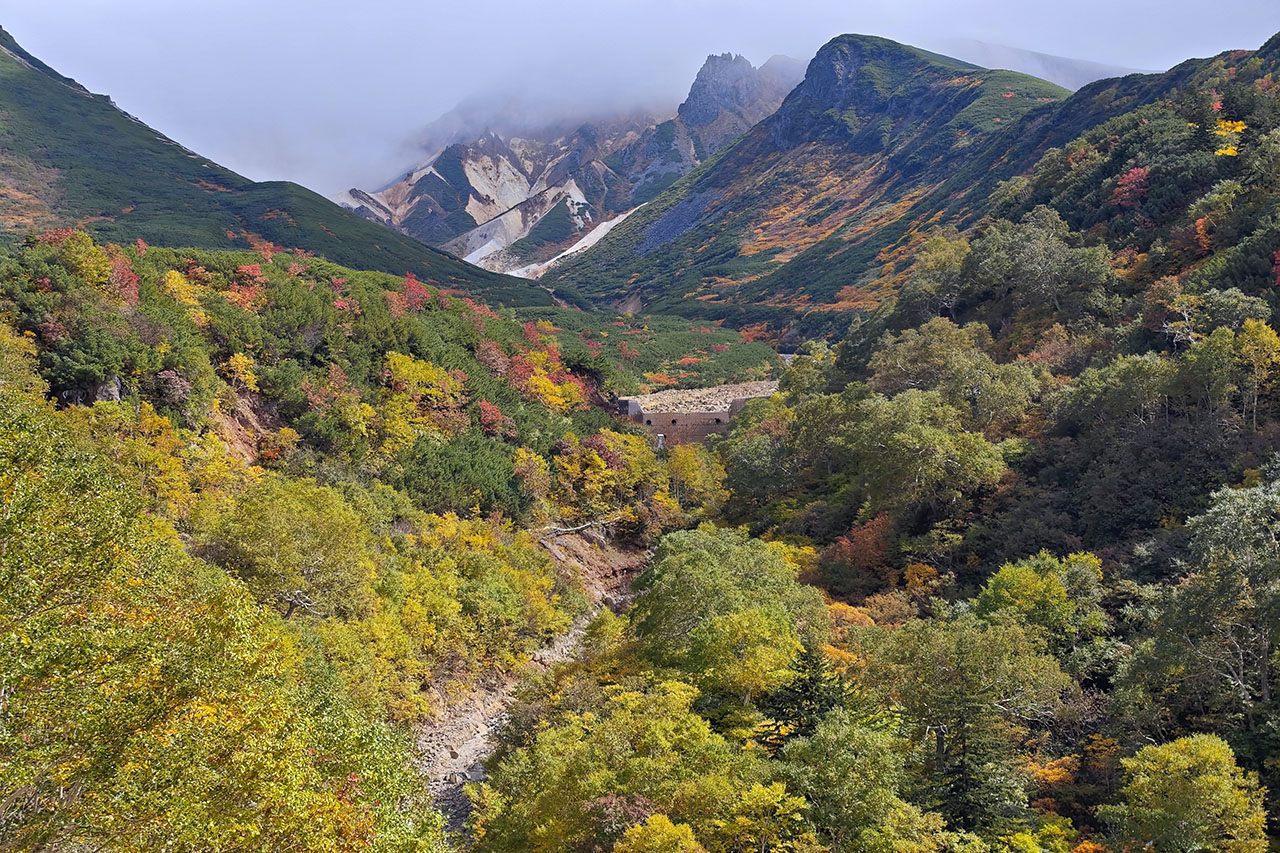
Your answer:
1;1;1276;195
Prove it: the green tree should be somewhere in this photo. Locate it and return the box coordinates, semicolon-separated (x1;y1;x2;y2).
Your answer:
974;551;1107;670
857;613;1071;832
758;645;855;751
1126;480;1280;729
468;681;761;853
631;527;828;706
895;227;971;322
779;711;950;852
1174;326;1239;416
869;318;1040;431
203;475;373;618
838;390;1006;514
1197;287;1270;333
965;206;1112;314
1098;734;1267;852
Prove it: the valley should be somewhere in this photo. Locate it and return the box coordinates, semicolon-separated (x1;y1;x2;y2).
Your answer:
421;528;648;831
4;12;1280;853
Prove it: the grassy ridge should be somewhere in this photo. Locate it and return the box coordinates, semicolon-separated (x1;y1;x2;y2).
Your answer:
0;27;555;308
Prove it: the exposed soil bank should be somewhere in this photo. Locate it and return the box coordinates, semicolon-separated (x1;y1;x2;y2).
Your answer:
416;529;647;832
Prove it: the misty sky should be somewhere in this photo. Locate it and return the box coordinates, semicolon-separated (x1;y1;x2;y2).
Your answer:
1;1;1277;196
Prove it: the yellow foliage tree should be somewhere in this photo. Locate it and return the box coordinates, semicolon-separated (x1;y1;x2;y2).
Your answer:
614;815;707;853
160;269;200;306
223;352;258;392
375;351;468;462
57;230;111;285
1237;318;1280;430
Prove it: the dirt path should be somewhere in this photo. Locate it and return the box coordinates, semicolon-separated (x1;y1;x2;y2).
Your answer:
417;530;647;832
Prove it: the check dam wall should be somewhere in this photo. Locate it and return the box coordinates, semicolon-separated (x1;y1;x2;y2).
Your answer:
619;380;778;445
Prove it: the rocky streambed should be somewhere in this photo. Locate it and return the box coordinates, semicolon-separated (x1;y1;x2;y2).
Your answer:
417;529;647;832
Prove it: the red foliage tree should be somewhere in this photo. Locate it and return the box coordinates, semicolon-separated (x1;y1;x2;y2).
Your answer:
1194;217;1213;254
820;513;898;600
476;400;516;437
1111;166;1151;210
226;283;264;312
385;291;408;319
401;272;431;311
476;340;511;377
34;228;75;245
303;363;358;412
333;296;361;315
236;263;267;284
107;253;139;304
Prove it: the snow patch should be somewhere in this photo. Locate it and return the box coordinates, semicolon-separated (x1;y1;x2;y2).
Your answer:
509;204;645;279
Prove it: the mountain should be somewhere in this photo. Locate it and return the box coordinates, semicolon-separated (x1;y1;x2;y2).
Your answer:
543;35;1068;330
678;54;809;157
0;26;550;306
542;33;1230;337
935;39;1150;91
341;53;804;275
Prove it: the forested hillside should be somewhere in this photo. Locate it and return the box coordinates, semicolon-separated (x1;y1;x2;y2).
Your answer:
7;18;1280;853
467;26;1280;853
0;230;757;849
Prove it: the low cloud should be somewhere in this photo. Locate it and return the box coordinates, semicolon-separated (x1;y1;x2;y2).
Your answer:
1;0;1275;194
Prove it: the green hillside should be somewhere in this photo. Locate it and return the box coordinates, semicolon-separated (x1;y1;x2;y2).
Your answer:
0;27;556;307
545;34;1265;338
12;22;1280;853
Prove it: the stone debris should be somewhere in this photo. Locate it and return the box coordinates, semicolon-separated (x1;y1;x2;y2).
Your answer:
417;532;648;833
622;380;778;414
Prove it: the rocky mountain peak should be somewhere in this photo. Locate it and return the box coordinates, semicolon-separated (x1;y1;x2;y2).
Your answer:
678;52;805;154
678;53;762;126
340;51;804;275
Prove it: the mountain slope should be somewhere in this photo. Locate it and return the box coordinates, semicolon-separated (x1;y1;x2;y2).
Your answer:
344;53;804;274
0;27;552;306
544;35;1068;329
936;39;1150;91
544;33;1248;337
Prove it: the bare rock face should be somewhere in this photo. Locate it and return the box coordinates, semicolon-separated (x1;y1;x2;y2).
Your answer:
679;53;804;154
59;375;123;406
340;53;802;275
93;376;122;403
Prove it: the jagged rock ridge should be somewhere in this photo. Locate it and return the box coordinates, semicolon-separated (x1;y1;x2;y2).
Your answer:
340;54;804;275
